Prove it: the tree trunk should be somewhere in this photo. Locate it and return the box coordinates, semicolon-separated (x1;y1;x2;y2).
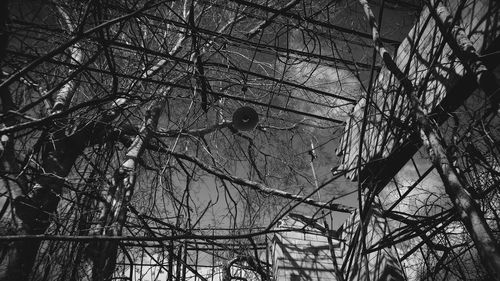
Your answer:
0;5;86;279
358;0;500;279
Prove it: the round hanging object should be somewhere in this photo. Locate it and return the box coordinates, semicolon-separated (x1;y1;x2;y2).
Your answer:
232;106;259;131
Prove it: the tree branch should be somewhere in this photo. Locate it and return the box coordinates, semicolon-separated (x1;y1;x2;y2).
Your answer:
359;0;500;279
173;152;355;213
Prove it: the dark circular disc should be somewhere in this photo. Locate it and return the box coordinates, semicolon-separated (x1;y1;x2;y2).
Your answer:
232;106;259;131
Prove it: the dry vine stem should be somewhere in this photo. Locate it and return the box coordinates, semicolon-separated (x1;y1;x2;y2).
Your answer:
358;0;500;279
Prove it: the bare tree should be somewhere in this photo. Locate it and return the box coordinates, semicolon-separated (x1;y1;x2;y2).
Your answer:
3;0;497;280
0;0;361;280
